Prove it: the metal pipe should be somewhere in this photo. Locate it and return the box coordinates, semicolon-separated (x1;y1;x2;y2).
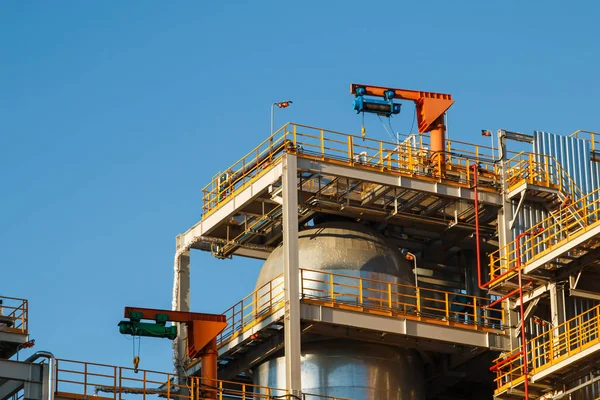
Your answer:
430;115;446;176
405;252;418;289
471;164;486;290
200;338;218;400
271;103;275;136
25;351;55;400
489;350;522;372
515;228;543;399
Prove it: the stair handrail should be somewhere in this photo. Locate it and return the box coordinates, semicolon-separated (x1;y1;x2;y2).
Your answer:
488;183;600;286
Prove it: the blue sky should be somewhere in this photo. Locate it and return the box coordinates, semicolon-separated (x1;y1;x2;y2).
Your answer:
1;1;599;373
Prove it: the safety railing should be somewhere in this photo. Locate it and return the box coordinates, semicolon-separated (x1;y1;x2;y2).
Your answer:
505;152;584;201
215;269;506;350
0;295;28;335
55;359;348;400
299;269;504;330
488;184;600;287
571;130;600;152
217;273;285;345
492;302;600;394
201;123;501;218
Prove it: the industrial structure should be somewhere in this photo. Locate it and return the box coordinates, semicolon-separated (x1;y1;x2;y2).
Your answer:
3;83;600;399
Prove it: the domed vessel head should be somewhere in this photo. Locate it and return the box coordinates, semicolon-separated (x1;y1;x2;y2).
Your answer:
253;221;425;399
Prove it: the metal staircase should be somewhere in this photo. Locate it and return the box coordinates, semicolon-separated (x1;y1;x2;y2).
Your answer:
488;153;600;398
488;154;599;291
492;301;600;399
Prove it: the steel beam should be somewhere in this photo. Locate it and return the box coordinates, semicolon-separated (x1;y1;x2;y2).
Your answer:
520;283;551;306
549;283;565;334
300;303;509;351
0;360;46;400
569;288;600;301
296;158;502;205
498;132;518;350
282;154;301;395
531;342;600;383
0;378;24;400
524;224;600;275
179;163;284;248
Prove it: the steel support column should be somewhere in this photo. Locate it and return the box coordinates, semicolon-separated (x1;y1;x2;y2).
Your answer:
498;129;519;349
173;240;191;378
0;359;46;400
282;153;302;395
550;283;566;335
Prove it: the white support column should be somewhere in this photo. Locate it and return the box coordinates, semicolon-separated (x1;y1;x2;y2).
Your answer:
550;283;566;336
282;153;302;396
498;129;519;349
173;236;191;378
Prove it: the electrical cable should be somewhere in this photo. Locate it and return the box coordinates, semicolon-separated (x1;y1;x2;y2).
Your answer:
388;117;398;144
409;105;416;135
377;115;396;143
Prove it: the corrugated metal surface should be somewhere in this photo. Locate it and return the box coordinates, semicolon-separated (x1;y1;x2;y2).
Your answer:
511;203;548;238
510;202;550;263
533;131;599;197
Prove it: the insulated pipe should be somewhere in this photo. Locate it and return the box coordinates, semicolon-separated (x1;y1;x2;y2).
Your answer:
200;338;218;400
430;115;446;176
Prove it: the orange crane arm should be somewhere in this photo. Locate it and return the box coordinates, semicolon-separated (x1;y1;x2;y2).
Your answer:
350;84;454;133
123;306;226;360
124;306;225;323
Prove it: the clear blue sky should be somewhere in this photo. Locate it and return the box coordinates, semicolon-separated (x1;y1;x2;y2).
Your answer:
1;1;598;373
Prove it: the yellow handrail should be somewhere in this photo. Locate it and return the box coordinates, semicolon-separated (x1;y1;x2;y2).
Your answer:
214;268;506;352
570;130;600;152
493;302;600;394
201;123;503;218
505;151;584;200
55;359;348;400
0;295;28;335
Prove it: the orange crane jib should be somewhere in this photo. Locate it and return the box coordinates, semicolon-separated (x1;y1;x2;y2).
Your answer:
350;84;454;133
123;307;226;360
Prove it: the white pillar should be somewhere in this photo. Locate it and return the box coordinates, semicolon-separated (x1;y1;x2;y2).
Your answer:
498;130;519;350
282;153;302;395
173;237;191;378
550;283;565;335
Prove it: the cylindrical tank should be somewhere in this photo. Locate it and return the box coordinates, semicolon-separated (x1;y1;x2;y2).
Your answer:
252;221;425;399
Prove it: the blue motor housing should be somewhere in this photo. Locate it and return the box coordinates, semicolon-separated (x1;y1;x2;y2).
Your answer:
353;96;401;116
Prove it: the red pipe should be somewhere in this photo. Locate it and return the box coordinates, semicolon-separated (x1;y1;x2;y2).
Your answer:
515;231;531;400
489;350;522;371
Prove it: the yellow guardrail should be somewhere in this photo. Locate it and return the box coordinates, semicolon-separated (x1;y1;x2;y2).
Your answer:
55;359;348;400
571;130;600;152
215;269;506;350
488;184;600;287
217;272;285;345
0;295;28;335
201;123;501;218
505;152;584;200
493;302;600;394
